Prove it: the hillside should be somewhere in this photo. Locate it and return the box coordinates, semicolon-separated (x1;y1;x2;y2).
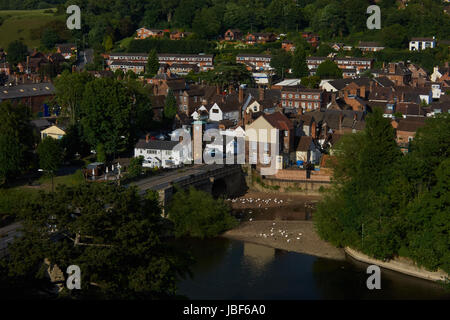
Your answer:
0;9;64;49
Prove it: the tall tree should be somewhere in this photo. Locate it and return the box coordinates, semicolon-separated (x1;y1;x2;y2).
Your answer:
37;137;63;173
164;89;178;120
6;40;28;65
270;50;292;79
0;101;34;185
146;49;160;77
80;78;134;157
54;71;94;125
291;48;309;78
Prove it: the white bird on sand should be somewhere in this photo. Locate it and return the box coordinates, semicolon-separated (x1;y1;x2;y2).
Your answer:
287;239;291;243
298;233;302;236
296;237;300;240
249;218;253;221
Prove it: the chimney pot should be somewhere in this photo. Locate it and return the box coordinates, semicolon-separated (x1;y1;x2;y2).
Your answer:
146;134;150;143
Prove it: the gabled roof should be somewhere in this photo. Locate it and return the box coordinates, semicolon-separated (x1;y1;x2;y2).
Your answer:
296;136;314;152
262;112;293;131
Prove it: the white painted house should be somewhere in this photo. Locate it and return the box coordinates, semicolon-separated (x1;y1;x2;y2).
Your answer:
409;37;436;51
134;138;184;169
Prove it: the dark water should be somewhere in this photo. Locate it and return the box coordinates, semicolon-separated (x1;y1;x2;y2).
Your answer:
177;238;450;300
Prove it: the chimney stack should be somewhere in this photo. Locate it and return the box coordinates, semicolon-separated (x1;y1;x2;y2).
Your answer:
259;86;264;101
146;133;150;143
445;61;449;68
239;85;244;104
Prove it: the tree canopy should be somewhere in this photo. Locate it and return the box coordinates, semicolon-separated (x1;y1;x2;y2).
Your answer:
168;187;237;239
315;111;450;275
316;59;343;79
0;101;34;185
0;183;191;299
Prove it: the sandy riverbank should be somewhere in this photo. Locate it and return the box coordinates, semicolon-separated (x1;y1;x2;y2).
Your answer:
223;220;346;261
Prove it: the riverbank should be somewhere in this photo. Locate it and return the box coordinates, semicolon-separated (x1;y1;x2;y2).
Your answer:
345;247;449;283
223;220;346;261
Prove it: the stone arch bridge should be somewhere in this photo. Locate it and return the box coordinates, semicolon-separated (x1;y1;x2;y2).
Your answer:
132;164;247;209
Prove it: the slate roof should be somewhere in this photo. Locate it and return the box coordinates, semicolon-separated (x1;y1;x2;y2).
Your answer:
0;83;55;100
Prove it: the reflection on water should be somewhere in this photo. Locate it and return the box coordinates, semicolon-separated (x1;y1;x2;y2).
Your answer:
177;238;450;300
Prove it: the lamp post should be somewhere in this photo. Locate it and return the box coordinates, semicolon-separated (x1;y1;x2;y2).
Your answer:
38;169;54;193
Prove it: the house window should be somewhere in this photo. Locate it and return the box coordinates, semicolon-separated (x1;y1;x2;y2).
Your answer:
212;109;219;113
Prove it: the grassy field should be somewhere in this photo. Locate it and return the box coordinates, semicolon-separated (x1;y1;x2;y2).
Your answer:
0;9;64;49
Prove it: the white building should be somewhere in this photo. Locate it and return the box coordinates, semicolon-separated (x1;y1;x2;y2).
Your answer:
134;138;184;169
409;37;436;51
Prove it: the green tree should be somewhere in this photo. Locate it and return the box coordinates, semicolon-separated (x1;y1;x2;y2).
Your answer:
313;2;346;39
1;183;191;298
301;75;320;89
291;48;309;78
80;78;134;157
270;50;292;78
102;35;114;52
40;28;59;50
96;143;106;163
168;187;237;239
316;59;342;79
6;40;28;65
316;44;334;57
54;71;94;125
164;89;178;120
192;7;221;39
37;137;62;173
382;24;409;49
0;102;34;185
146;49;160;77
128;156;144;179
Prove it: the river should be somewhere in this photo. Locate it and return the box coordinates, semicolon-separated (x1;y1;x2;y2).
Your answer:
176;238;450;300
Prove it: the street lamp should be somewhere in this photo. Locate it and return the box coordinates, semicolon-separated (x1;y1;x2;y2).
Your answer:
38;169;54;193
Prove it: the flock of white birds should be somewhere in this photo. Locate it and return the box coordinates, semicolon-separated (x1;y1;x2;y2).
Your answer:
227;197;285;207
256;223;303;243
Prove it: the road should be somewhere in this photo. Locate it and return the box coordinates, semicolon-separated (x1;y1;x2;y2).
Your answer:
0;222;21;258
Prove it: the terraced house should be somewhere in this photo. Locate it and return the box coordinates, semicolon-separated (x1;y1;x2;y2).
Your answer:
281;86;323;112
